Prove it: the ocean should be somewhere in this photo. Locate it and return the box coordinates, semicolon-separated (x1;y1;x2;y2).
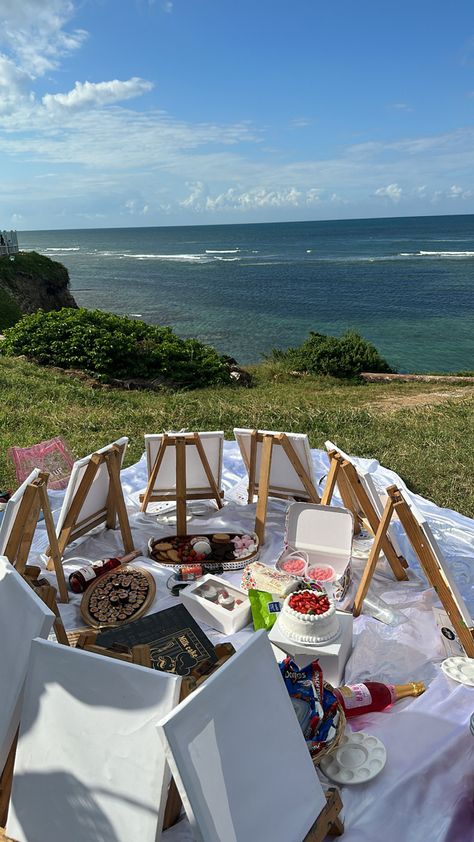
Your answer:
19;214;474;372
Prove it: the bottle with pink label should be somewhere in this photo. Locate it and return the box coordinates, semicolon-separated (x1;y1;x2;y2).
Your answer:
333;681;425;717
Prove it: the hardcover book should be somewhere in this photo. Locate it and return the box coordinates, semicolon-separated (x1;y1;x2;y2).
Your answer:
96;604;217;676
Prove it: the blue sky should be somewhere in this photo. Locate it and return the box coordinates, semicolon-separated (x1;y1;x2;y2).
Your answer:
1;0;473;229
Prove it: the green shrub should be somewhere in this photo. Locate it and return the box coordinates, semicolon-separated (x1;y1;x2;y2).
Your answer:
2;308;230;388
270;330;394;379
0;288;22;330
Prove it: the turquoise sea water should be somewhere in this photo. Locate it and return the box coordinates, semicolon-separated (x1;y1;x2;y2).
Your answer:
19;215;474;371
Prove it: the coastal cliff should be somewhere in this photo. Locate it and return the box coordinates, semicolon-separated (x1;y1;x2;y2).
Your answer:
0;252;77;327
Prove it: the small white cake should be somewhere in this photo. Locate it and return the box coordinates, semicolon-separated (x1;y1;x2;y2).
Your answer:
280;590;340;644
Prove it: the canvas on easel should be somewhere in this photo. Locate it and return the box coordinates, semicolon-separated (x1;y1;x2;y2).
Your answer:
6;639;181;842
322;441;408;583
0;470;68;603
353;484;474;657
140;432;224;535
50;437;134;562
234;428;320;544
0;558;55;827
157;631;343;842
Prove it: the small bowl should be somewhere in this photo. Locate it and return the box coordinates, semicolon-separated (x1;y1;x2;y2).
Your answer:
276;550;309;578
306;563;336;584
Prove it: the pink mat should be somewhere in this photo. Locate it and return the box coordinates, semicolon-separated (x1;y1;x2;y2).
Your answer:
8;437;75;490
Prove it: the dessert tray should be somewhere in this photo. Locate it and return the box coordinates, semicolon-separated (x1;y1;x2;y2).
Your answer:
320;730;387;784
80;565;156;628
441;656;474;687
148;532;259;572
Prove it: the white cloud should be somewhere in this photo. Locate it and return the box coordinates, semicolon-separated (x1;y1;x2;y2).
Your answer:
290;118;312;128
163;1;173;12
43;78;154;110
375;183;402;202
388;102;414;112
0;0;87;78
449;184;472;199
124;199;150;215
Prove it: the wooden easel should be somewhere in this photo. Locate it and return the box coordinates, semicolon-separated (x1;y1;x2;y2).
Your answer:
140;433;224;534
3;472;68;603
321;450;408;582
22;566;69;647
49;444;134;562
353;485;474;657
246;431;320;544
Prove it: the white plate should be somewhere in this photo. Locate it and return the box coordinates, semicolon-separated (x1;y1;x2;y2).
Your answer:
320;730;386;785
441;656;474;687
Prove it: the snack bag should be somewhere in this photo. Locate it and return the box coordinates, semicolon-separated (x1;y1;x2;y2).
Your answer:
248;588;282;630
279;656;339;753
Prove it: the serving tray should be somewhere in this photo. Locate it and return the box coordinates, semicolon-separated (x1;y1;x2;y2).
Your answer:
80;565;156;628
148;532;259;572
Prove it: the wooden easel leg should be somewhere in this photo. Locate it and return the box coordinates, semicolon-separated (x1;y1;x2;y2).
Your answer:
193;434;224;510
140;436;169;512
279;434;320;503
12;494;42;576
247;430;257;504
321;455;339;506
37;479;69;603
389;490;474;657
0;731;18;828
303;788;344;840
35;583;70;645
254;435;273;545
105;449;134;553
3;486;38;568
175;437;187;536
353;498;394;616
337;467;362;535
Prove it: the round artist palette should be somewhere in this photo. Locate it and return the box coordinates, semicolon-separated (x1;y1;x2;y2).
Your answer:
441;656;474;687
320;731;386;785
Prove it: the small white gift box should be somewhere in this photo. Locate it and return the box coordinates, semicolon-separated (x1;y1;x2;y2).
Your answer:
180;574;252;635
280;503;353;601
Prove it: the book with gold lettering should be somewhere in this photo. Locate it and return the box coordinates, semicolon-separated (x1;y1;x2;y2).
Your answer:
96;604;217;676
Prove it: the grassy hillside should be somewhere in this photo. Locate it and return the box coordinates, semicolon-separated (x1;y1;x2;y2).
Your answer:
1;356;474;516
0;287;22;330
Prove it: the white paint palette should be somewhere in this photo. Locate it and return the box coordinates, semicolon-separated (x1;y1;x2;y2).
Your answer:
441;656;474;687
320;730;387;785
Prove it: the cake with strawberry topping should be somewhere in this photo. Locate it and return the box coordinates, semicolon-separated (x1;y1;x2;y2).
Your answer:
280;589;340;644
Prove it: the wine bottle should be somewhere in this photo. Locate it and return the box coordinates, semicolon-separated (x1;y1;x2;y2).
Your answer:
333;680;425;717
68;550;141;594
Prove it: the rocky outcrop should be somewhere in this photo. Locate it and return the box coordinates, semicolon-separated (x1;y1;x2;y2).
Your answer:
0;251;77;315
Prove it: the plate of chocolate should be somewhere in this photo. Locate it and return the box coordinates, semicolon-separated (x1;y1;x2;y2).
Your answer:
148;532;259;573
80;565;156;628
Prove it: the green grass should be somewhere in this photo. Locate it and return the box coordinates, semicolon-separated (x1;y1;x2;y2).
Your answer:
1;356;474;517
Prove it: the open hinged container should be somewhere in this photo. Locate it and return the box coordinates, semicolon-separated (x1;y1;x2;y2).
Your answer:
281;503;353;601
180;574;252;635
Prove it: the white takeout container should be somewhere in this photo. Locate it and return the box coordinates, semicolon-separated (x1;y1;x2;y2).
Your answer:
280;503;353;601
180;573;252;635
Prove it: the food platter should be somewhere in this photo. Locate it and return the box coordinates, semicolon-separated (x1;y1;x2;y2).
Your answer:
80;565;156;628
148;532;259;572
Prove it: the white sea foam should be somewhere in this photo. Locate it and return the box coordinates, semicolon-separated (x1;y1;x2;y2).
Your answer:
205;248;239;254
214;256;240;261
400;250;474;258
43;247;80;252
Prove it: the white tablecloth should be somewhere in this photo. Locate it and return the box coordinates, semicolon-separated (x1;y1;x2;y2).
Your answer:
28;443;474;842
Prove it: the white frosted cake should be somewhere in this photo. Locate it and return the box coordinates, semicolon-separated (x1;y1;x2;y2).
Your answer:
280;590;340;644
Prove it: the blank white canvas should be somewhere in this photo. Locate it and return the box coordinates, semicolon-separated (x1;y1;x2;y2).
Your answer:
398;487;473;629
158;631;325;842
7;638;181;842
0;469;40;556
0;557;54;773
234;428;316;498
55;437;128;536
325;439;404;557
145;432;223;496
